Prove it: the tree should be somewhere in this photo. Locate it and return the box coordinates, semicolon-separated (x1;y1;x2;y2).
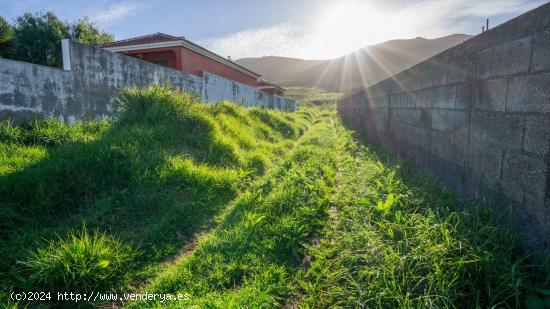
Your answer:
0;16;14;57
11;12;69;67
70;17;113;45
9;12;114;67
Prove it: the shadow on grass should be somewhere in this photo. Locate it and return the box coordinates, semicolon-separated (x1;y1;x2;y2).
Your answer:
0;89;243;291
329;118;550;307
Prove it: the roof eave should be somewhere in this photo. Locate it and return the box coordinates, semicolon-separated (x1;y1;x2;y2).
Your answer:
103;41;261;79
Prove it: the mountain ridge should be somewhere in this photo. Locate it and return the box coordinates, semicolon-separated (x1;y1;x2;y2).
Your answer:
236;34;472;92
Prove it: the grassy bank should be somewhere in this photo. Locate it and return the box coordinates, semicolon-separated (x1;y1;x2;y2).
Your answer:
0;87;313;305
1;87;547;308
130;112;338;307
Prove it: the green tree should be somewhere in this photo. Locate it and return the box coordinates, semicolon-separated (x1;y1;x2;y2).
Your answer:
11;12;69;67
10;12;114;67
0;16;14;57
70;17;113;45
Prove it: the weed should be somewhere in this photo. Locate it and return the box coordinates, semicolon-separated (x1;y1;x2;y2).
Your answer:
20;225;136;293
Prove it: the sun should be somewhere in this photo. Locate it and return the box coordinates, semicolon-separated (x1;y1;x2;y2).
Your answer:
308;1;407;59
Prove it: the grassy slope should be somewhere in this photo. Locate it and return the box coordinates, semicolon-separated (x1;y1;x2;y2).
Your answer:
1;87;547;308
130;109;546;308
0;87;314;302
132;112;338;308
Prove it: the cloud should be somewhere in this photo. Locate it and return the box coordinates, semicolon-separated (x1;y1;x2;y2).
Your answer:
200;0;544;59
394;0;547;39
199;25;307;60
91;1;145;23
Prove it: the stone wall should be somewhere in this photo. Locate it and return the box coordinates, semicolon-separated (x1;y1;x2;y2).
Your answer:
337;3;550;252
0;40;295;124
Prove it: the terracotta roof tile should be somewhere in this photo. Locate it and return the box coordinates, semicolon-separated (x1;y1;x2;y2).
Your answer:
99;33;183;48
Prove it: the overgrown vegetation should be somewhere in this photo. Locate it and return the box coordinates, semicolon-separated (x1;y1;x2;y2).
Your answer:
21;225;135;294
131;112;338;307
0;87;311;306
296;124;550;308
0;87;547;308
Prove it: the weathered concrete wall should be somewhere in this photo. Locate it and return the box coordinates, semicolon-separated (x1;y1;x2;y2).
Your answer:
273;95;296;112
201;72;296;112
338;3;550;253
0;40;295;123
202;71;269;108
0;59;74;123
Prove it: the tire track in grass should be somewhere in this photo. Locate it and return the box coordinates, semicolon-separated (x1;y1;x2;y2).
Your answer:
117;110;321;308
284;113;342;309
129;110;339;308
154;110;320;269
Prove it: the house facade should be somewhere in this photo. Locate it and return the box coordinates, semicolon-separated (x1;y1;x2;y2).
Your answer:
100;33;284;95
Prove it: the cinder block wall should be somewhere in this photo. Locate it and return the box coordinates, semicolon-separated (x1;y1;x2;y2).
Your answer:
338;3;550;252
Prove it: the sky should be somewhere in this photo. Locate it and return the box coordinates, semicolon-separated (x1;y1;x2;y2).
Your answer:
0;0;546;60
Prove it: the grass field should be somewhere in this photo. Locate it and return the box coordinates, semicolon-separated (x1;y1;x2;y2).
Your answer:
284;87;343;107
1;87;548;308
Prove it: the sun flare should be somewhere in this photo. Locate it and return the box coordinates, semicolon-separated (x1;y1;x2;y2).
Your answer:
308;1;408;59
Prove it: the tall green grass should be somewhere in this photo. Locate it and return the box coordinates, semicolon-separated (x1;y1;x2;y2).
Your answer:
129;111;338;308
21;225;135;293
1;87;546;308
0;86;311;305
296;122;549;308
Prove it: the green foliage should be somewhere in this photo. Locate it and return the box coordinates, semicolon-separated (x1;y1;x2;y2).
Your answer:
4;11;113;67
20;225;135;293
131;111;336;308
249;109;297;138
0;87;309;306
0;87;545;307
11;12;69;67
70;17;113;45
284;87;343;107
0;118;110;146
0;16;14;57
297;125;543;308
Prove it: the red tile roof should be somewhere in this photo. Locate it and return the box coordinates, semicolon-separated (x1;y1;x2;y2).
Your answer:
259;80;284;91
99;32;282;89
99;33;183;48
100;33;263;79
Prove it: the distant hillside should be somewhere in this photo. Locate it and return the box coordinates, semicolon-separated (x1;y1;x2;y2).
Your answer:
236;56;325;83
236;34;472;92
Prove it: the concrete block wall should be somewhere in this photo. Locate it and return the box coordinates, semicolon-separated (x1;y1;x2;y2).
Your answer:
198;73;296;112
0;40;295;124
338;2;550;253
203;71;268;108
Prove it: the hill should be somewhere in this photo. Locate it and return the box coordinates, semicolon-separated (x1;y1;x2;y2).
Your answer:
236;34;472;92
235;56;325;85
